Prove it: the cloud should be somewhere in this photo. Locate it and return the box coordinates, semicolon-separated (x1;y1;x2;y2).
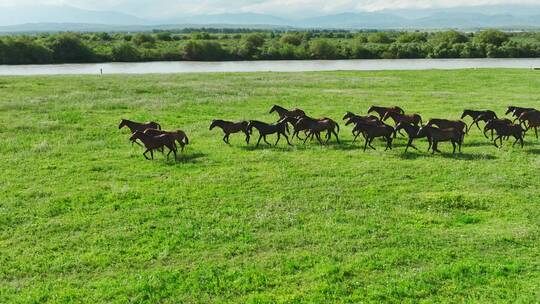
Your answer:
1;0;539;17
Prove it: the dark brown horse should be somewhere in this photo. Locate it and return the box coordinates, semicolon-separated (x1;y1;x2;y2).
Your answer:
247;120;291;147
518;110;540;139
345;115;382;139
461;109;498;130
395;122;432;152
299;117;341;145
143;128;189;151
382;111;423;126
269;105;306;120
367;105;405;119
484;121;524;148
209;120;250;144
506;106;537;122
353;122;394;151
119;119;161;133
129;131;177;160
483;119;512;140
417;126;462;154
425;119;468;139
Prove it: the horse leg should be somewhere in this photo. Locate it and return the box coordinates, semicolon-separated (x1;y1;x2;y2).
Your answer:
493;136;500;148
369;138;376;150
256;135;263;147
275;133;281;146
223;134;229;144
303;132;310;144
143;149;151;160
451;141;456;154
283;133;292;146
264;135;271;146
333;130;340;144
363;137;369;151
245;133;250;144
150;149;154;160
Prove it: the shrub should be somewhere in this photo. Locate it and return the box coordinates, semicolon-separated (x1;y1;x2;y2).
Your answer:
474;29;509;47
183;41;227;61
47;33;95;63
112;43;140;62
309;40;337;59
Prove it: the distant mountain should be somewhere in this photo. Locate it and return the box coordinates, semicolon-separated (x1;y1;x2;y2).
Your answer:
0;5;148;26
2;4;540;32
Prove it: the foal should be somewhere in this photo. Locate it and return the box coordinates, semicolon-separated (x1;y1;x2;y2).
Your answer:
417;126;462;154
483;118;512;140
461;109;498;130
269;105;306;120
143;128;189;151
485;121;525;148
129;131;177;160
247;120;291;147
209;120;250;144
367;105;405;119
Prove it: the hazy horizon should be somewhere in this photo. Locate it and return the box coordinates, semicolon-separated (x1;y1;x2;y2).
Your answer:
1;0;540;19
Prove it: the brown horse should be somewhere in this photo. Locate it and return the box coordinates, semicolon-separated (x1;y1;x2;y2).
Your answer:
518;110;540;139
461;109;498;130
210;120;250;144
129;131;177;160
300;117;341;145
506;106;537;122
482;118;512;140
484;122;525;148
353;122;394;151
382;111;423;126
395;122;432;152
119;119;161;133
269;105;306;120
247;120;291;147
143;128;189;151
345;115;382;139
417;126;463;154
367;105;405;119
425;118;468;139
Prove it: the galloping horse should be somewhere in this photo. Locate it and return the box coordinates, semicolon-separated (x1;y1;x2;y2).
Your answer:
484;121;524;148
143;128;189;152
119;119;162;146
382;111;423;126
247;120;291;147
417;126;463;154
506;106;537;122
129;131;177;160
483;118;512;140
461;109;498;130
395;122;432;152
299;117;341;145
367;105;405;119
269;105;306;120
353;122;394;151
518;110;540;139
210;120;250;144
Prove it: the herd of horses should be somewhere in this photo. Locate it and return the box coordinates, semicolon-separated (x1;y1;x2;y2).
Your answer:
119;104;539;160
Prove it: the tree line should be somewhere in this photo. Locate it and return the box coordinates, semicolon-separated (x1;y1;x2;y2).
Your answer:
1;29;540;64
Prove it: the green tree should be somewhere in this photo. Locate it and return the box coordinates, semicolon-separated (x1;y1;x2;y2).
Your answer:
280;33;303;46
132;33;155;46
309;40;337;59
112;42;140;62
47;33;95;63
368;32;392;44
183;41;226;60
474;29;509;47
429;30;469;45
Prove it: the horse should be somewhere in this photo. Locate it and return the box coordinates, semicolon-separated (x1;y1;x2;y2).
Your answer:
485;122;525;148
209;120;250;144
461;109;498;130
425;118;468;140
518;110;540;139
382;111;423;127
367;105;405;119
143;128;189;152
278;116;308;140
506;106;537;122
269;105;306;120
345;115;382;139
129;131;177;160
395;122;432;152
119;119;161;133
247;120;291;147
417;126;462;154
483;119;512;140
353;122;394;151
300;117;341;145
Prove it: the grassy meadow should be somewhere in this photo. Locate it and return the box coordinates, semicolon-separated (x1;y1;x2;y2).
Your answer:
1;69;539;303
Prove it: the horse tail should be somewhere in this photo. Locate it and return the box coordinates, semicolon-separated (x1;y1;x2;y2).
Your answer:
183;132;189;145
335;122;340;133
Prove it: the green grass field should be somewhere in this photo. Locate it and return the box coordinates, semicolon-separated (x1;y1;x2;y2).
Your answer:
1;69;539;303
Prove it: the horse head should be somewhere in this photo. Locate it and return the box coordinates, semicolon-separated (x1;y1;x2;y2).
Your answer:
118;119;127;129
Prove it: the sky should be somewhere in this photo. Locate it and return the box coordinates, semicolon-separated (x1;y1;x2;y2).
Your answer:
0;0;538;18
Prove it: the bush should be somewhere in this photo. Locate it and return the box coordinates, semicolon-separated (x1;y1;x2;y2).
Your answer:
430;31;469;45
281;33;303;46
156;32;172;41
132;33;155;46
397;32;427;43
0;37;53;64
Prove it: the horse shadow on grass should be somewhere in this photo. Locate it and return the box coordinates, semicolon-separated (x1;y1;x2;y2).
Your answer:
398;151;497;161
524;148;540;155
168;152;207;164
